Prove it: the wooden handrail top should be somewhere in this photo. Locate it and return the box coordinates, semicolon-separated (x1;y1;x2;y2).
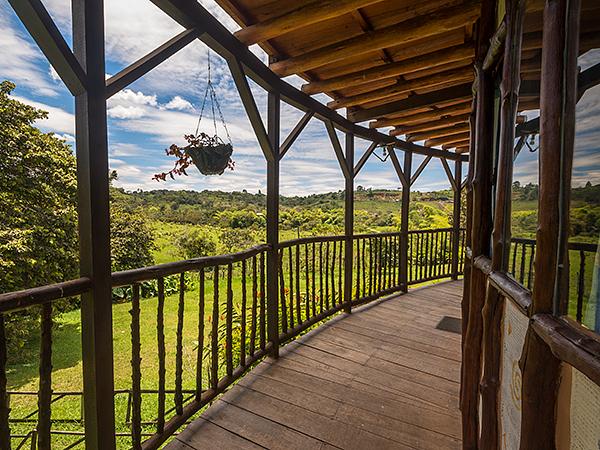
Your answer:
0;277;92;313
111;243;271;287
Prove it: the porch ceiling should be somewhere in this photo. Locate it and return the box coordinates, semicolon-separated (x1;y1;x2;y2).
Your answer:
215;0;600;154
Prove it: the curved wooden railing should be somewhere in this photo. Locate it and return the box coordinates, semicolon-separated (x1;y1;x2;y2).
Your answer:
0;228;466;449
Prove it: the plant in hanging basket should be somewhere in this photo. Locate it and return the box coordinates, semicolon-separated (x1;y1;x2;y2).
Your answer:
153;133;234;181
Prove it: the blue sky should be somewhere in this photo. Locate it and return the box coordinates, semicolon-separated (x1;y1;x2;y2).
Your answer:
1;0;597;195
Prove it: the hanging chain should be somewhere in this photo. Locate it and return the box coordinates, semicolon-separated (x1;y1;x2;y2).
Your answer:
194;49;232;144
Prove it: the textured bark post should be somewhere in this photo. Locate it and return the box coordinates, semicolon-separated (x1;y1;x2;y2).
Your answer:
480;1;526;447
72;1;116;447
519;0;580;448
266;68;281;358
344;133;354;313
461;0;497;447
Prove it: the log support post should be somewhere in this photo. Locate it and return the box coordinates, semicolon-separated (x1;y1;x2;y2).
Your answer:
400;151;412;292
461;0;497;447
266;66;281;359
451;159;462;280
480;0;526;447
519;0;580;448
73;1;117;448
343;133;354;313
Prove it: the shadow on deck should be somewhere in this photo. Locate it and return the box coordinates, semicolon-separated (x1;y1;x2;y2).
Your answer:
168;281;463;450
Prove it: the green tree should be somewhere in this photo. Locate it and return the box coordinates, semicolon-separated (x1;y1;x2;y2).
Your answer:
0;81;78;352
177;228;219;258
110;206;155;271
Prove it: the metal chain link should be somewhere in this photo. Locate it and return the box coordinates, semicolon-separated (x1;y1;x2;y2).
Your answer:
194;49;232;144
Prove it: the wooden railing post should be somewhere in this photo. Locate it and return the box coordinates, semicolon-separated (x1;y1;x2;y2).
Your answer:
400;151;412;292
451;160;462;279
343;133;354;313
266;70;280;358
72;1;116;448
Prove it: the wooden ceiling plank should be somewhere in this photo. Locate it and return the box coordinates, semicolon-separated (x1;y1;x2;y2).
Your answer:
234;0;386;45
425;132;470;147
270;1;480;76
390;112;471;135
405;123;470;142
369;100;472;128
443;139;471;150
349;82;472;123
455;145;470;153
328;65;473;109
302;42;473;95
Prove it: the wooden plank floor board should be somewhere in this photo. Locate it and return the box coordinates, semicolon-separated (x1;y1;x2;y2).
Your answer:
167;281;463;450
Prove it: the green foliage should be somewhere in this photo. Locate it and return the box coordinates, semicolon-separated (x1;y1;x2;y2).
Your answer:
110;205;155;272
177;227;219;258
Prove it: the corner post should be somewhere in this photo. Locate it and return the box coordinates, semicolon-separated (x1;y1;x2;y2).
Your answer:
266;65;280;358
343;133;354;313
451;160;462;279
72;0;116;448
400;151;412;292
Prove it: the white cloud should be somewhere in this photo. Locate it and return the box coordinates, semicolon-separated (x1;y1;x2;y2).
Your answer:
107;105;147;119
163;95;195;111
109;89;157;107
13;95;74;135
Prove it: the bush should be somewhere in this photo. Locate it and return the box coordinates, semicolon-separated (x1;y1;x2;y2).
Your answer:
177;228;219;259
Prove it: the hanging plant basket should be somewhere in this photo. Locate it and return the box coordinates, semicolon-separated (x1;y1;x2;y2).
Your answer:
153;133;234;181
153;49;235;182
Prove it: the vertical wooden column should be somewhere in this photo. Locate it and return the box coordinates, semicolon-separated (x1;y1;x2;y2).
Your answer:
519;0;580;448
451;160;462;280
343;133;354;313
399;151;412;292
480;0;526;447
266;76;280;358
461;0;497;447
72;1;116;448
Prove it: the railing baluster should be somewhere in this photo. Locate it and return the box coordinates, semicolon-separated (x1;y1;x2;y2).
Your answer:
527;243;535;289
312;242;316;318
226;264;233;378
576;250;586;323
279;249;288;334
250;257;257;357
240;261;246;367
130;284;142;449
157;277;166;431
511;241;518;276
296;244;301;322
319;242;324;313
368;238;374;296
211;267;219;390
355;238;361;300
330;240;336;307
0;315;9;450
338;240;343;305
260;252;266;350
325;241;330;310
305;244;310;321
175;273;185;415
382;237;388;291
519;242;527;284
288;247;294;328
37;303;52;450
196;270;204;400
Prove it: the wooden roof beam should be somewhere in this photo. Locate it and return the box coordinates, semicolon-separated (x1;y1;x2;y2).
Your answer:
455;145;470;154
350;83;472;123
234;0;386;46
442;139;470;150
389;113;470;136
425;132;470;147
405;123;471;142
328;66;473;110
302;43;473;95
371;101;472;128
270;1;480;77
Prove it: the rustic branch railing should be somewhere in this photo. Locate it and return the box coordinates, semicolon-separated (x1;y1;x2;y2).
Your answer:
0;228;466;449
507;237;598;322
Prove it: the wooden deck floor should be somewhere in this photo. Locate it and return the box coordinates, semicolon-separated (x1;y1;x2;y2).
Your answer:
167;281;463;450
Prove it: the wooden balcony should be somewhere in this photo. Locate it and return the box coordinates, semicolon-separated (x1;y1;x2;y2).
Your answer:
168;281;462;450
